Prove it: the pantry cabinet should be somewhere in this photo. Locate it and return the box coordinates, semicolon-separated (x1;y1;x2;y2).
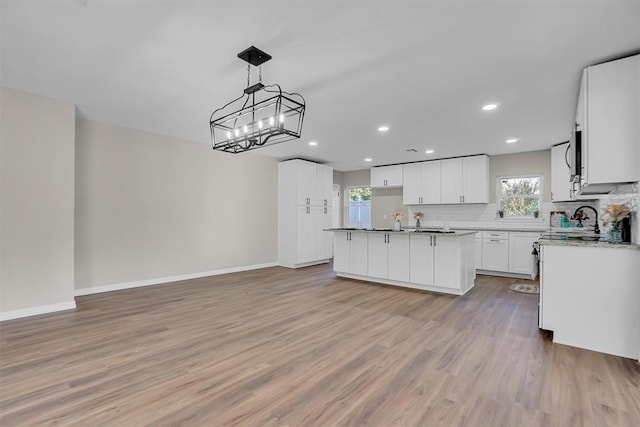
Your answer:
371;165;403;188
279;159;333;268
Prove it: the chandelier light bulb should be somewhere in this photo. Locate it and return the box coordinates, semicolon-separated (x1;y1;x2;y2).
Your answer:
258;120;264;129
226;131;232;139
279;114;285;123
243;125;248;134
269;116;275;126
234;128;240;137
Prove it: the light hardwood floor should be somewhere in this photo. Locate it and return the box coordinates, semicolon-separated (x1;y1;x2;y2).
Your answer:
1;263;639;426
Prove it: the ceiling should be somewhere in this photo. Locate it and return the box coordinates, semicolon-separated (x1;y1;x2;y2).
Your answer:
1;1;639;171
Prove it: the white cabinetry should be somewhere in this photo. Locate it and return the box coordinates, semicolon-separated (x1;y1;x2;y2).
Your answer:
475;232;483;270
551;142;572;202
440;155;489;204
540;243;640;359
279;160;333;268
368;233;410;281
410;234;463;290
579;54;640;188
371;165;403;188
508;232;540;275
481;231;509;272
402;161;441;205
333;231;368;275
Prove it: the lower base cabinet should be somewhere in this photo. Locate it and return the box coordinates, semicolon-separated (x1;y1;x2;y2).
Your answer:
333;231;368;276
334;231;475;296
368;233;410;282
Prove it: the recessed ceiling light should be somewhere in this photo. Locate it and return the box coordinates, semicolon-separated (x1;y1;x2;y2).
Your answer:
425;149;435;154
506;138;518;143
377;125;389;132
482;103;499;111
364;158;373;162
308;141;318;146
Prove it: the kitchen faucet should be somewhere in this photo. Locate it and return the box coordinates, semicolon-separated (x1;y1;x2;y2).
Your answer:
572;205;600;234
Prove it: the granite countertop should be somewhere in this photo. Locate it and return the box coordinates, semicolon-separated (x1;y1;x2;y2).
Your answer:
327;228;477;236
538;237;640;250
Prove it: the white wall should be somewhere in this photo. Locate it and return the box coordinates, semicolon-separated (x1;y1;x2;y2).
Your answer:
0;87;76;316
74;119;279;291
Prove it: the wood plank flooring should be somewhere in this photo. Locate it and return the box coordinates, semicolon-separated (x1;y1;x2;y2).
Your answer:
1;263;639;426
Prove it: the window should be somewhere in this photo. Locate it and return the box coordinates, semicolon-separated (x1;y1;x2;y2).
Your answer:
346;187;371;228
497;176;541;218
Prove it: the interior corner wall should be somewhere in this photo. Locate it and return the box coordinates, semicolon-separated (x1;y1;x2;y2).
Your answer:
488;149;552;202
74;119;278;291
0;87;76;314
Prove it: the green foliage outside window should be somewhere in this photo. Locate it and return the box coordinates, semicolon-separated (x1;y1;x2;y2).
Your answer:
498;176;540;217
349;187;371;201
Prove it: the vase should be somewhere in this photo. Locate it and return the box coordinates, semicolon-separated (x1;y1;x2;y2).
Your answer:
608;222;623;243
416;218;421;228
393;219;402;231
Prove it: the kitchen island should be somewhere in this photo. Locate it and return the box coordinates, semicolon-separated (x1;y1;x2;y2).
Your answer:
539;238;640;360
330;229;476;295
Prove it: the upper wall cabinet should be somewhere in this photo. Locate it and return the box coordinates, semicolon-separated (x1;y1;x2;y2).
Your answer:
370;165;403;188
578;54;639;187
441;155;489;204
402;161;441;205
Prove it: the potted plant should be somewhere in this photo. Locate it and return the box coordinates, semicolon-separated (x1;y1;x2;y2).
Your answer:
602;203;631;243
498;210;504;218
391;210;405;231
414;211;423;228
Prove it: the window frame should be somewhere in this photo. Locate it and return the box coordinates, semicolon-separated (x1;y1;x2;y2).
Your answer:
344;186;372;228
495;174;543;219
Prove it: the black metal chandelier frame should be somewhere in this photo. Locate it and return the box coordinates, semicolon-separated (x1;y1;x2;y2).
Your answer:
209;46;306;154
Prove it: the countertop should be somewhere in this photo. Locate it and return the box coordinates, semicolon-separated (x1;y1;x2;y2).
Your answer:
538;237;639;250
327;228;477;236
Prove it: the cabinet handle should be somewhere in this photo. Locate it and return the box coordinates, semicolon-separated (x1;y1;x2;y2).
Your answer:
434;236;437;246
490;239;501;243
463;195;465;203
430;235;433;246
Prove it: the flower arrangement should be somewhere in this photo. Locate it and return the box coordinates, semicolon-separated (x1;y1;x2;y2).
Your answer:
413;212;423;220
601;203;631;223
602;203;631;243
390;210;405;221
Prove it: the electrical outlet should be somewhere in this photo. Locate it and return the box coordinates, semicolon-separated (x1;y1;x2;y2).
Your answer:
383;214;387;219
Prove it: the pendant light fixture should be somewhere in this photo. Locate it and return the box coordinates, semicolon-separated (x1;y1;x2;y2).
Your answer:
209;46;306;154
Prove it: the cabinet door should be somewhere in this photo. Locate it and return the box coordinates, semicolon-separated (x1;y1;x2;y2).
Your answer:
370;167;387;188
316;206;333;259
420;161;441;204
316;165;333;207
586;55;640;184
508;232;539;275
440;158;463;204
551;143;572;202
296;205;316;263
482;238;509;272
385;165;403;187
368;233;388;279
475;234;483;270
349;232;369;276
402;163;423;205
333;232;350;273
462;155;489;203
387;233;410;282
433;236;458;289
409;235;433;285
296;161;317;206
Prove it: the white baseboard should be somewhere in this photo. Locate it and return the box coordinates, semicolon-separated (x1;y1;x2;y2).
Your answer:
0;300;76;322
73;262;279;297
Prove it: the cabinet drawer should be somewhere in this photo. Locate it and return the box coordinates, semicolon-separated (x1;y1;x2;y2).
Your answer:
481;231;509;240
